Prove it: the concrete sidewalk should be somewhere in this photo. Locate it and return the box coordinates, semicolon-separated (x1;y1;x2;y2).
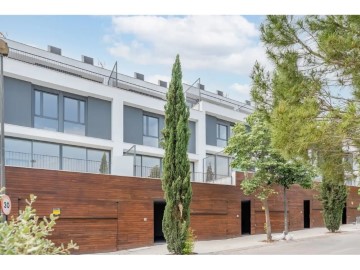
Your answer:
99;224;360;255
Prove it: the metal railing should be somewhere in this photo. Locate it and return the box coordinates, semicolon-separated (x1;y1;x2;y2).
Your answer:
134;165;162;179
8;48;107;84
5;151;109;174
8;46;253;111
133;165;232;185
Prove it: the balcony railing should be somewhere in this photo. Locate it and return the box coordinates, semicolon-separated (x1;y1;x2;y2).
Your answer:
5;151;110;174
134;165;232;185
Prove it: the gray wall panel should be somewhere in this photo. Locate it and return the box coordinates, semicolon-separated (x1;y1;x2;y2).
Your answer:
4;77;32;127
123;105;143;145
87;97;111;140
206;115;217;146
188;121;196;153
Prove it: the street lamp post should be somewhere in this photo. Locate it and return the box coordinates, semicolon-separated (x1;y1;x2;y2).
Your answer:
0;39;9;197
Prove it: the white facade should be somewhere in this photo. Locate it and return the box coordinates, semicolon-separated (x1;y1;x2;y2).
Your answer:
2;39;253;185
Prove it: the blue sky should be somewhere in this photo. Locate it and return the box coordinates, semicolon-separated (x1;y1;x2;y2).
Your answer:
0;15;267;102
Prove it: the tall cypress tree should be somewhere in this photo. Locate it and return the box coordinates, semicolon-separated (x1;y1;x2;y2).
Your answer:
162;55;192;254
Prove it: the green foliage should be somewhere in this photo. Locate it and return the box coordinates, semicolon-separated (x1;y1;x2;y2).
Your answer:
358;189;360;211
252;16;357;231
225;111;314;239
320;182;348;232
225;111;314;197
99;153;109;174
149;165;161;178
0;192;78;254
161;55;192;254
253;15;360;167
182;227;196;255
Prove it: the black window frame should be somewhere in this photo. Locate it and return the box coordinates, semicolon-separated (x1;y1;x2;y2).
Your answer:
34;90;59;131
143;114;159;147
63;96;86;136
216;123;228;147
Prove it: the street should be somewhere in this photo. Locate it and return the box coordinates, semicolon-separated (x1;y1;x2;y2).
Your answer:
212;230;360;255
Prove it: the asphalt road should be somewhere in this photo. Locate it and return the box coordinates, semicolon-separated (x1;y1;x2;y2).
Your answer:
212;230;360;255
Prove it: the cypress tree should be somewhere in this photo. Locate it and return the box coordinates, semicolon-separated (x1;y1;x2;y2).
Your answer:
162;55;192;254
99;153;108;174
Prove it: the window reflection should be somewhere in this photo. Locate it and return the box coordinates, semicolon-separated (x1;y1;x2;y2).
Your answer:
143;115;159;147
34;90;59;131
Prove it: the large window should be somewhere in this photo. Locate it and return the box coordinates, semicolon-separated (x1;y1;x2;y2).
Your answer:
32;141;60;170
204;154;231;182
135;155;161;178
143;115;159;147
133;154;195;181
64;97;85;136
217;124;228;147
5;138;32;167
5;137;110;174
62;146;87;172
34;90;59;131
87;149;110;174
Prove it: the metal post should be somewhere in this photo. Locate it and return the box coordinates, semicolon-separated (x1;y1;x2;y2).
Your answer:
0;54;5;194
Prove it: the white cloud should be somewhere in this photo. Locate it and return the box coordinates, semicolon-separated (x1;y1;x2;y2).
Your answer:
146;74;172;85
228;83;251;102
106;16;266;75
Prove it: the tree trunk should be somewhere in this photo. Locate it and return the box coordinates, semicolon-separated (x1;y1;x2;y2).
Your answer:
263;199;272;242
284;187;288;235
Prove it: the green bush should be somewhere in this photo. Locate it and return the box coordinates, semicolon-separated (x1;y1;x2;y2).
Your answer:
182;227;196;255
0;192;78;254
320;182;348;232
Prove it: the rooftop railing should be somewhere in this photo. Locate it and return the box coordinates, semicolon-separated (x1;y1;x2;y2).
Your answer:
7;45;253;112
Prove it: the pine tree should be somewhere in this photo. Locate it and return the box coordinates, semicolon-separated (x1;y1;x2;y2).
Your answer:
251;16;357;232
99;153;108;174
162;55;192;254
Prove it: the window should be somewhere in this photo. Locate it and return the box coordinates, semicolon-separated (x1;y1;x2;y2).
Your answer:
204;155;216;182
217;123;228;147
87;149;110;174
64;97;85;136
190;162;195;181
5;137;110;173
216;156;230;177
204;154;231;182
134;155;161;178
62;146;87;172
142;156;161;178
32;142;60;170
143;115;159;147
34;90;59;131
5;138;32;167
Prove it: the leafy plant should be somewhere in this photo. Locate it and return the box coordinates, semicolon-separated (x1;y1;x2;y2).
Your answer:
182;227;196;255
0;191;78;254
320;182;348;232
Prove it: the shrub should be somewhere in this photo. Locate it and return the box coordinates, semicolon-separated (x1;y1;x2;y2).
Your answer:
182;227;196;255
320;182;348;232
0;192;78;254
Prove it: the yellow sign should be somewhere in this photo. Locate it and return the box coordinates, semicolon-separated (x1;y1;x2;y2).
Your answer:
52;208;61;216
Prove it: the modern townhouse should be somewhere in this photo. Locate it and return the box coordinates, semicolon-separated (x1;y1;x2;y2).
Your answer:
1;38;359;254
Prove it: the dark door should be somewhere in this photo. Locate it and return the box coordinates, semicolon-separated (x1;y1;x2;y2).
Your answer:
154;201;166;242
241;200;251;235
304;200;310;229
342;203;347;224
